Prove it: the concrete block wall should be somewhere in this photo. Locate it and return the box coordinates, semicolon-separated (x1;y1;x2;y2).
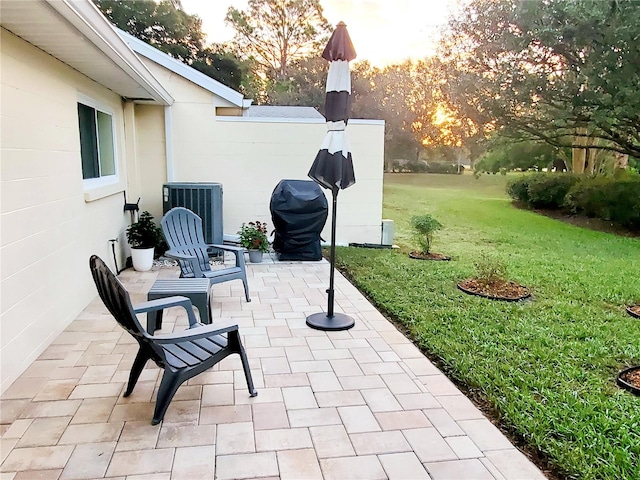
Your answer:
0;30;132;391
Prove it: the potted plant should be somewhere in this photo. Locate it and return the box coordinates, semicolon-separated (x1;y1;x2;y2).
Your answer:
409;213;450;260
126;211;163;271
238;221;269;263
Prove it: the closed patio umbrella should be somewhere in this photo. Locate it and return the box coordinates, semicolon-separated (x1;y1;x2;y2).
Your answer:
307;22;357;331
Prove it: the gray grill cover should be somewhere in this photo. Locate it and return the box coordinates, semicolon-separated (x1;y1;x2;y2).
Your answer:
270;180;328;261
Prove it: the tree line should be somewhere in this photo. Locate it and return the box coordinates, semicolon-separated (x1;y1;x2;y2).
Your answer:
95;0;639;173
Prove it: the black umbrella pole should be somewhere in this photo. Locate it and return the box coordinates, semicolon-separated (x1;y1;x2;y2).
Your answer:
306;188;354;331
327;189;338;317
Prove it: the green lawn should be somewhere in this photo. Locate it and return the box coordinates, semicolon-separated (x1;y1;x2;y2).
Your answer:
335;173;640;480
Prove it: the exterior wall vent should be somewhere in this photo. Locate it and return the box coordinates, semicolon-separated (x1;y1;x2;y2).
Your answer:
162;183;223;245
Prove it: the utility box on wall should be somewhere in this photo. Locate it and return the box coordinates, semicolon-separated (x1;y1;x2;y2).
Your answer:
381;219;395;246
162;183;223;245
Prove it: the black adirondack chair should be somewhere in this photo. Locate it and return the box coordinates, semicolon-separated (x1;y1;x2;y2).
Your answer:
162;207;251;302
89;255;257;425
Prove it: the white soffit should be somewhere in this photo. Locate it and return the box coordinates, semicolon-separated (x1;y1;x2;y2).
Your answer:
0;0;172;104
119;29;245;108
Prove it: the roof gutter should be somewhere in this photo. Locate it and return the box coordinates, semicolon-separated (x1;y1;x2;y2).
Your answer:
164;106;174;182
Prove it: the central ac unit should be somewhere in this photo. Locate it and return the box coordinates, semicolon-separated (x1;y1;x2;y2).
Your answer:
162;183;223;246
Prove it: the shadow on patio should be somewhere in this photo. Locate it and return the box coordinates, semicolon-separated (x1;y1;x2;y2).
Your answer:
0;255;546;479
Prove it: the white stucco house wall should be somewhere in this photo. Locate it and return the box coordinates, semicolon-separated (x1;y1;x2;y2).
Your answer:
0;0;385;392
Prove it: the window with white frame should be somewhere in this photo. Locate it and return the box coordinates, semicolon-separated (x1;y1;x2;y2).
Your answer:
77;102;116;180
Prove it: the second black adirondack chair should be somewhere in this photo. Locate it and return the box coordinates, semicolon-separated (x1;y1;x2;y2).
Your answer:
162;207;251;302
89;255;257;425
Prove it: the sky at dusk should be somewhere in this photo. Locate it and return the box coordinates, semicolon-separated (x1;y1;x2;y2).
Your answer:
179;0;461;66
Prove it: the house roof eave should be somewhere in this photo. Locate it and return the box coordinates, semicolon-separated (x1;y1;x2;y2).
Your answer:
119;29;246;108
0;0;173;105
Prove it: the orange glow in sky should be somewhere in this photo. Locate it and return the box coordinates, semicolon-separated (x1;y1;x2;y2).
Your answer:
180;0;461;67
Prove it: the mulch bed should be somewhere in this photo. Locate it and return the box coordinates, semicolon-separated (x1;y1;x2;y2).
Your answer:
626;305;640;319
619;307;640;395
409;251;451;261
458;278;531;301
617;366;640;395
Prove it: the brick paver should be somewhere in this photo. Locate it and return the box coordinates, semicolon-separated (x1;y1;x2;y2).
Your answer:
0;255;546;479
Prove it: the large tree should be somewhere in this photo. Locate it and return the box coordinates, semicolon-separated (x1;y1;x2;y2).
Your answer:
263;56;328;108
191;47;245;91
474;137;566;174
350;59;484;166
94;0;244;90
350;61;426;163
439;0;640;164
225;0;331;81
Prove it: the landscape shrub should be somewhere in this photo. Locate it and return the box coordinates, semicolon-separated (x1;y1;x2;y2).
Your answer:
564;176;610;218
410;213;443;254
426;162;462;174
473;253;508;287
508;172;640;231
506;174;533;203
600;182;640;229
526;173;580;209
405;160;428;172
566;176;640;229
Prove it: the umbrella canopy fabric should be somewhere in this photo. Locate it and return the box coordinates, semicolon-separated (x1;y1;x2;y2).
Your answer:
308;22;357;191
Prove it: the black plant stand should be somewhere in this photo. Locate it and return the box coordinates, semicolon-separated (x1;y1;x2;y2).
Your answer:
306;189;354;331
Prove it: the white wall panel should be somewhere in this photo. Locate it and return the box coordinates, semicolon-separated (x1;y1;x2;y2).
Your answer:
0;30;132;392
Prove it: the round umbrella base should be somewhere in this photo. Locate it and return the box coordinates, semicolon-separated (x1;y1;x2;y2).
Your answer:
306;312;355;331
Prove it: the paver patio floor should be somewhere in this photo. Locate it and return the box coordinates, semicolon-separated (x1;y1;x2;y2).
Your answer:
0;255;547;479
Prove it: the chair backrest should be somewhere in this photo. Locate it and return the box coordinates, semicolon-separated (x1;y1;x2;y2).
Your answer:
89;256;163;367
161;207;212;278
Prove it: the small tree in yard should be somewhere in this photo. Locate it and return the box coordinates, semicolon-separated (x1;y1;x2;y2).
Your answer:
411;214;442;254
473;254;508;288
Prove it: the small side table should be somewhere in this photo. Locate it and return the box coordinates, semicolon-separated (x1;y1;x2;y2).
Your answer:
147;278;211;333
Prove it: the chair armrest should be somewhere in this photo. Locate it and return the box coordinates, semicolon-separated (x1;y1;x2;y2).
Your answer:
208;244;245;253
207;244;247;269
133;296;200;328
223;233;242;246
164;250;197;261
151;322;240;343
164;250;204;278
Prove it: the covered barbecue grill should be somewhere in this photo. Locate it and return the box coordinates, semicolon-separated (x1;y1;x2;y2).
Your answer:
270;179;328;261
